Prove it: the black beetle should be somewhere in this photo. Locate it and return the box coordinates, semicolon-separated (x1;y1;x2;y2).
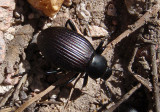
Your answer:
37;19;112;87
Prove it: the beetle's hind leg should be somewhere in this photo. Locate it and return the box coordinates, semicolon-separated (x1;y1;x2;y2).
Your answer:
66;73;79;84
64;73;83;108
65;19;78;32
66;73;89;88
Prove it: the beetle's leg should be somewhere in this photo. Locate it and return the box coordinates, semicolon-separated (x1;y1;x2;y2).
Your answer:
66;73;79;84
65;19;78;32
45;69;62;75
82;73;89;88
95;39;107;54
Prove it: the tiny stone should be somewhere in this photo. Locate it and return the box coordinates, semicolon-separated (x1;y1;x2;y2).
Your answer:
17;100;22;104
22;87;29;91
86;25;109;37
20;91;28;100
15;102;21;107
52;5;59;11
76;3;91;22
72;0;80;4
90;103;96;110
7;27;15;34
14;11;21;18
46;23;52;27
3;73;19;85
4;33;14;41
60;98;68;103
34;89;40;93
27;0;64;17
0;85;13;95
63;0;72;7
49;87;60;99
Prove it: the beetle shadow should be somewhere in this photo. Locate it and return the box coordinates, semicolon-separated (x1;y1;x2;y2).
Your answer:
100;70;126;102
57;85;84;102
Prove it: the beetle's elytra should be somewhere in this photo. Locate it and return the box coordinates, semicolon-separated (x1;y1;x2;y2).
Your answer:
37;19;112;86
38;27;94;72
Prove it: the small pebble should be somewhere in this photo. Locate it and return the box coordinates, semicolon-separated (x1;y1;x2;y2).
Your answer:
59;88;70;103
46;23;52;27
14;11;21;18
125;0;149;16
4;33;14;41
86;25;109;37
3;73;19;85
72;0;81;4
0;85;13;95
7;27;15;34
22;87;29;91
34;89;40;93
76;3;91;22
63;0;72;7
15;102;21;107
18;61;30;73
49;87;60;99
20;91;28;100
27;0;64;17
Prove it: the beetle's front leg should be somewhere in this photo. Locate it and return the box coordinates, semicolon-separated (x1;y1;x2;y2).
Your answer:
65;19;78;32
95;39;107;54
82;73;89;88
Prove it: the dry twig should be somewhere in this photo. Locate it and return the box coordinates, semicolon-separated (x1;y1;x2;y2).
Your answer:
150;44;160;112
0;88;14;107
36;101;62;105
15;73;76;112
0;106;17;112
106;4;160;51
158;38;160;74
12;74;28;101
128;46;152;91
106;83;142;112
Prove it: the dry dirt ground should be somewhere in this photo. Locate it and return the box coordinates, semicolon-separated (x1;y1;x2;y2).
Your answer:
0;0;160;112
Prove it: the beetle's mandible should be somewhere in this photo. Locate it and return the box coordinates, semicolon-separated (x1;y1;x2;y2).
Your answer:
37;19;112;87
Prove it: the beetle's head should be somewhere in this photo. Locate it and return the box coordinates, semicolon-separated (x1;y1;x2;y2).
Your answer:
87;55;112;80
